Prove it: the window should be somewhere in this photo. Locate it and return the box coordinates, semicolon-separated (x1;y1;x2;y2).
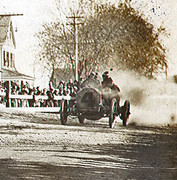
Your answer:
3;51;15;68
6;52;9;67
10;53;13;68
13;54;15;67
3;51;6;66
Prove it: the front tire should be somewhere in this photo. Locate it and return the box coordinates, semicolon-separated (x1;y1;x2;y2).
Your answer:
109;98;117;128
60;100;68;125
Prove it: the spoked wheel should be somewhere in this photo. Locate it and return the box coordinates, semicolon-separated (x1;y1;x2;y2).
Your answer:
121;100;130;126
60;100;68;125
109;98;117;128
78;116;85;124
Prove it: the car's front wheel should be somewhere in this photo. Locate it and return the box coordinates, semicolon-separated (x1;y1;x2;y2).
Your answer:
109;98;117;128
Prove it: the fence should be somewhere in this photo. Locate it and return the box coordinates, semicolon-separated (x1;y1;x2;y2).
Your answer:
0;91;73;109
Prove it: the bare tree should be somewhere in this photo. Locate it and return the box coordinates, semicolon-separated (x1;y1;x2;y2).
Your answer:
36;0;168;82
79;2;168;78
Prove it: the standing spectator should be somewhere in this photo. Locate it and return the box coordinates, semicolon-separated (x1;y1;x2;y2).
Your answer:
53;89;60;107
36;86;41;95
33;87;41;107
28;85;34;107
40;88;47;107
46;86;54;107
11;86;16;107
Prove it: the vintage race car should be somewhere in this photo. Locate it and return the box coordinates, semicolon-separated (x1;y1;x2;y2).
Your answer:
60;78;130;128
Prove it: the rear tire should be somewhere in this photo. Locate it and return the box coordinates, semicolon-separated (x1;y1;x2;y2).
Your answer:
109;98;117;128
60;100;68;125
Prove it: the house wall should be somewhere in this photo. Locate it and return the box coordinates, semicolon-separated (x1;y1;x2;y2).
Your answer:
2;45;15;69
1;22;16;71
0;19;16;86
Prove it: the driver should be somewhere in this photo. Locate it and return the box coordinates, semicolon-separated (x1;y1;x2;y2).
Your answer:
101;71;120;92
101;70;120;106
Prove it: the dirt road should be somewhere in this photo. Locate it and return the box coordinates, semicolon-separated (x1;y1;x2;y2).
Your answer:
0;112;176;180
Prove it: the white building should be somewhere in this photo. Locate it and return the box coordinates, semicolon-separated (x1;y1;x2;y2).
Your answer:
0;16;34;84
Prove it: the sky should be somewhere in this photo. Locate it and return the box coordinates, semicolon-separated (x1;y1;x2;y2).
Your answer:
0;0;177;83
0;0;57;77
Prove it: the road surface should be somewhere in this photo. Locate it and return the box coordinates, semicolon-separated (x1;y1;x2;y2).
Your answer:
0;112;176;180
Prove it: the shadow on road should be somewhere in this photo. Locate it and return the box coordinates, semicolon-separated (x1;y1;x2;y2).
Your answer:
0;111;177;179
1;126;176;180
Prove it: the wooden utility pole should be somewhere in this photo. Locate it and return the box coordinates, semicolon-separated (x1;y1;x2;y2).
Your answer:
67;14;83;81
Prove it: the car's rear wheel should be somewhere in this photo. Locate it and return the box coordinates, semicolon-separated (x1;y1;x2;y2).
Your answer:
60;100;68;125
109;98;117;128
121;100;130;126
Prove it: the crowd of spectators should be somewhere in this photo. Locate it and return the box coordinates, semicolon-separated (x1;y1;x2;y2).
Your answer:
1;79;80;108
0;70;120;108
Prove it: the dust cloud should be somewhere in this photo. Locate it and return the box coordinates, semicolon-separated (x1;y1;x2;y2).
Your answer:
109;69;177;126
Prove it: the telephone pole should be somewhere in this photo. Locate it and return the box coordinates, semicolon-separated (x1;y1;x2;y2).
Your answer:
67;14;83;81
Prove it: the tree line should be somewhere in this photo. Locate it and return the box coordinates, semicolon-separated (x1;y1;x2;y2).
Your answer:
36;0;168;83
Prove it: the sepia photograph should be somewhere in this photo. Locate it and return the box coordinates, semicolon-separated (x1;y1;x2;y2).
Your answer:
0;0;176;179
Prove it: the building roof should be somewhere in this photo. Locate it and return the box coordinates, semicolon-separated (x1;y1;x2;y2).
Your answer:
1;68;34;81
0;16;10;44
0;16;15;47
0;16;32;82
